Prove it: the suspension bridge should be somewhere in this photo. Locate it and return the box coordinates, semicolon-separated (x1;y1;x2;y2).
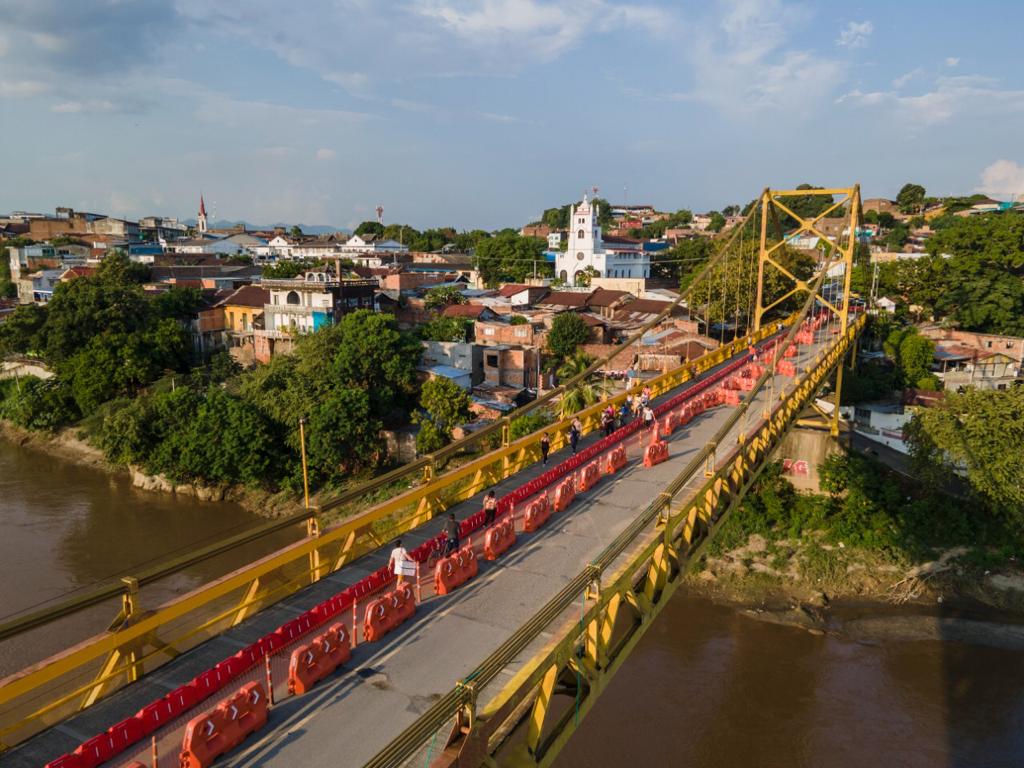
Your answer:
0;186;865;768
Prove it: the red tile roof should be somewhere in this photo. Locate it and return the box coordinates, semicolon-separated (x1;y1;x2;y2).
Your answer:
441;304;489;319
587;288;631;307
497;283;530;297
538;291;592;308
217;284;270;309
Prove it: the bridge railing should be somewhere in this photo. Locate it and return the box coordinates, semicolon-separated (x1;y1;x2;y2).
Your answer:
362;306;866;768
0;323;787;752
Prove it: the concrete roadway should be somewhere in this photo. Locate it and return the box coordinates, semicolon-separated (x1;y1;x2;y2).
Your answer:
2;334;829;768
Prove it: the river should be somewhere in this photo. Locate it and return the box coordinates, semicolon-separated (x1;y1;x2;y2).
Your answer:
0;439;299;675
556;593;1024;768
4;441;1023;766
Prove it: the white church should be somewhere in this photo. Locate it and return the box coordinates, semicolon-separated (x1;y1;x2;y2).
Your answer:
555;195;650;287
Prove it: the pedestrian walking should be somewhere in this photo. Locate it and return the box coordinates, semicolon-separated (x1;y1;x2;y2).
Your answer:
619;401;630;426
568;421;580;454
540;431;551;466
389;539;414;586
600;409;613;437
443;513;460;555
483;490;498;527
643;405;655;430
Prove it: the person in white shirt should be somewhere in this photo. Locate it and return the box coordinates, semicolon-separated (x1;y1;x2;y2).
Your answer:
389;539;413;586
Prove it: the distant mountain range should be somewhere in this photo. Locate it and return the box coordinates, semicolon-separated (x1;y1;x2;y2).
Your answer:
183;218;350;235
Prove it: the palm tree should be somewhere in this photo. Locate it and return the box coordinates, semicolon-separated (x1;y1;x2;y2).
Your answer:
556;353;611;419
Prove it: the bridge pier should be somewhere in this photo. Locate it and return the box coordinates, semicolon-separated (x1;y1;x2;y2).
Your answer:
771;425;844;493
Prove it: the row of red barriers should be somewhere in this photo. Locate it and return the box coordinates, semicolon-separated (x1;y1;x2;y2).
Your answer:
434;546;479;595
363;584;416;643
484;517;516;560
45;333;790;768
287;623;352;696
179;682;268;768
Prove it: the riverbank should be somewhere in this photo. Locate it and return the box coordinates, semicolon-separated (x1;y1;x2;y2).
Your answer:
685;530;1024;646
0;419;304;517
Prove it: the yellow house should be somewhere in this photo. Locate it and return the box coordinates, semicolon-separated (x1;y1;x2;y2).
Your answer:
216;285;269;364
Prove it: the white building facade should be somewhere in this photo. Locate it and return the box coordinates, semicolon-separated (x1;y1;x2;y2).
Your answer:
555;196;650;287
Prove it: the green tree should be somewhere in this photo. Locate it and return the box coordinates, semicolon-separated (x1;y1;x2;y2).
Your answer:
354;221;385;238
415;419;447;454
418;316;472;342
289;225;303;239
474;231;548;285
509;410;553;441
574;265;599;287
897;183;926;214
883;326;936;388
424;285;467;310
547;312;589;359
707;211;726;233
556;353;610;418
419;377;471;435
0;256;16;299
885;223;909;250
326;310;420;422
0;304;47;355
905;388;1024;522
306;389;383;482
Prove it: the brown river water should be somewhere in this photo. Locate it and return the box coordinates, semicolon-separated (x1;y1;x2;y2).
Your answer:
557;594;1024;768
0;439;298;675
2;440;1023;767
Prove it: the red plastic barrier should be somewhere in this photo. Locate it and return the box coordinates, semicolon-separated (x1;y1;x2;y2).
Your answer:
363;586;416;642
288;623;351;695
721;388;741;405
777;359;796;376
605;445;627;474
435;545;478;594
783;344;798;358
523;494;551;532
578;461;601;492
484;517;516;560
643;441;669;467
179;682;269;768
45;755;82;768
552;478;576;512
661;410;681;435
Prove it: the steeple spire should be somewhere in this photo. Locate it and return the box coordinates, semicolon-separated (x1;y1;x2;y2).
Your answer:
198;193;208;233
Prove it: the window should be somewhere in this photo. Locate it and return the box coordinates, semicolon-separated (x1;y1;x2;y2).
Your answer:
515;328;527;337
228;311;234;327
484;327;495;336
286;290;300;305
486;354;499;367
578;229;585;239
986;340;992;348
242;313;248;329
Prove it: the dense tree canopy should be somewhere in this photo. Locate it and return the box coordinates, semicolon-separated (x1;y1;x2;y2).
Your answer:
424;285;467;310
906;388;1024;524
547;312;589;359
896;183;926;214
474;232;549;285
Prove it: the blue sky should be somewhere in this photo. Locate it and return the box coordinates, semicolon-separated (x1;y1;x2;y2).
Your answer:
2;0;1023;230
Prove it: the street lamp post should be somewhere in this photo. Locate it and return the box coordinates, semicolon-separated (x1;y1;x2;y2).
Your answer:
299;417;310;510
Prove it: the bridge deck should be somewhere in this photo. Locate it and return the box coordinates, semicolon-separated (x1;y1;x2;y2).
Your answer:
2;335;829;768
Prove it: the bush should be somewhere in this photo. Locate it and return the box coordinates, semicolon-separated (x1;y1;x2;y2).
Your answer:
509;410;552;441
416;420;447;454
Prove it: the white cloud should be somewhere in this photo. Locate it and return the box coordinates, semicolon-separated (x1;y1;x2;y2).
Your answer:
945;57;960;67
836;20;873;49
315;148;336;161
0;79;49;97
976;160;1024;200
415;0;673;62
892;68;923;89
51;99;117;113
651;0;845;117
837;75;1024;129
